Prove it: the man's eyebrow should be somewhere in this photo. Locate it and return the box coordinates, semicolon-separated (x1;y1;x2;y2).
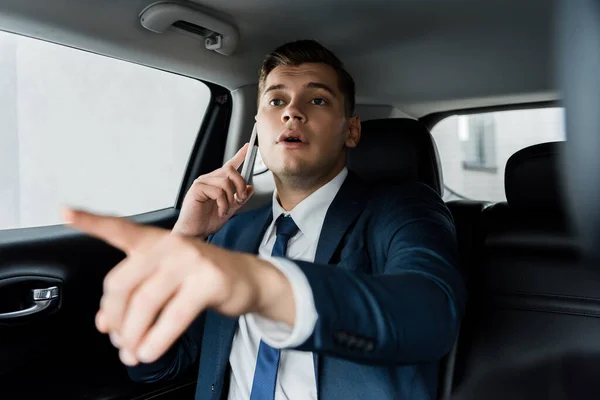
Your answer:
306;82;337;97
263;82;337;97
264;84;285;95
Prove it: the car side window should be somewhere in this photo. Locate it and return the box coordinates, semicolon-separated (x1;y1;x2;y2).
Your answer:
431;107;566;202
0;30;211;230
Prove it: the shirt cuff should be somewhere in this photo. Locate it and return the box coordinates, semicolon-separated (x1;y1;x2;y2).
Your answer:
246;256;318;349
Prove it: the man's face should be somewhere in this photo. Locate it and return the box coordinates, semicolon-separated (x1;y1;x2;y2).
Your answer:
255;63;360;186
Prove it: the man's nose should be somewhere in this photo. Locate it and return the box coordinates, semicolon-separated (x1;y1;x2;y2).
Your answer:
281;104;306;124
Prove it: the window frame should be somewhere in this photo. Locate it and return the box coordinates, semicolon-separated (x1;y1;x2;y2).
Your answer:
421;100;563;202
421;100;561;130
0;29;233;232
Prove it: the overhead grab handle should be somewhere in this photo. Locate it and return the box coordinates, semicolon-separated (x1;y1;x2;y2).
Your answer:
139;1;239;56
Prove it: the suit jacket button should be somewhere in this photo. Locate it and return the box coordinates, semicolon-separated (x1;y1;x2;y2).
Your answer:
211;384;215;391
365;342;374;352
334;331;348;344
347;335;358;348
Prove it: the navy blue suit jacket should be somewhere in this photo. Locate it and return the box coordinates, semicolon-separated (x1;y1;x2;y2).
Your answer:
128;171;466;400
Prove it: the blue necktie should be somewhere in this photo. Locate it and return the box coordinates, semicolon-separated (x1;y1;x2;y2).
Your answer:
249;214;299;400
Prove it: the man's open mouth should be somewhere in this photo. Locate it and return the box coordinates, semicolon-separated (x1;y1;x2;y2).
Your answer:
278;130;307;143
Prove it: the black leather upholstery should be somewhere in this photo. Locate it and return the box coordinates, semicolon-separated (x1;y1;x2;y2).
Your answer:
505;141;567;218
487;141;571;233
451;142;598;400
444;201;486;400
446;200;486;279
348;118;443;195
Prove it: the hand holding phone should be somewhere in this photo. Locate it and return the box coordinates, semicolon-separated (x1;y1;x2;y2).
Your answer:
173;125;258;238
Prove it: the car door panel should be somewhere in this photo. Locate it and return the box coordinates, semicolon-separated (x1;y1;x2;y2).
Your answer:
0;210;201;399
0;83;231;399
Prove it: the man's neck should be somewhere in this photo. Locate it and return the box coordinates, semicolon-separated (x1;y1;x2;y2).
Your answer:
274;165;346;211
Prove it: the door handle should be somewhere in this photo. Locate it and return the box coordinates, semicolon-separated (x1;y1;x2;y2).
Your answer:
0;286;59;320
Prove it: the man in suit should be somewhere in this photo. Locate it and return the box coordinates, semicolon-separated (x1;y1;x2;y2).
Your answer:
63;39;466;399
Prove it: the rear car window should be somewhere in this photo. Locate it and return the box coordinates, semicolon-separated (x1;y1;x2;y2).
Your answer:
431;107;565;202
0;30;211;230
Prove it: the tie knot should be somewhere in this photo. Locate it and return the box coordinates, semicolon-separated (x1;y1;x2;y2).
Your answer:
275;214;299;238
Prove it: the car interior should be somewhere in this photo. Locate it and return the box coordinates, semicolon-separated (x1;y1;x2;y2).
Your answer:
1;0;599;399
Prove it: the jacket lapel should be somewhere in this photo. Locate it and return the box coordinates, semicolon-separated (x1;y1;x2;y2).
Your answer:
314;171;368;264
236;203;274;254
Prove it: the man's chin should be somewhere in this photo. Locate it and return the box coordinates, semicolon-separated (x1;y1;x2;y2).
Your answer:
273;167;309;179
271;164;317;181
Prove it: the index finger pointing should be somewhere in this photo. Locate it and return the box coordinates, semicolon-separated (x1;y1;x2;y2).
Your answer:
62;207;164;253
136;283;208;363
224;143;249;170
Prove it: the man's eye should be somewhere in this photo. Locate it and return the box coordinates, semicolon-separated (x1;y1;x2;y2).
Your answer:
269;99;284;106
311;98;327;106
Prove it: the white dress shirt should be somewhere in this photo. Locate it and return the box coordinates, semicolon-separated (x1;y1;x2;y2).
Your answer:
227;167;349;400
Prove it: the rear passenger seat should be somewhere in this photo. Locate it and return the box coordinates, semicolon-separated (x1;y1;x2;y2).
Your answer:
450;142;600;400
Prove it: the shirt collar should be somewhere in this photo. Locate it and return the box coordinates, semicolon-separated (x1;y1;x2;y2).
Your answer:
271;167;348;244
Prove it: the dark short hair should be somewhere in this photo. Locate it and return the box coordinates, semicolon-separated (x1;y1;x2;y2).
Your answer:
258;40;356;117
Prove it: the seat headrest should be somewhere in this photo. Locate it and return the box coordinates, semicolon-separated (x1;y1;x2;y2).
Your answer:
505;141;566;215
347;118;443;194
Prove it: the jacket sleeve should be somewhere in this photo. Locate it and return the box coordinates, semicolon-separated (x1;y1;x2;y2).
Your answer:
293;186;466;365
125;314;204;383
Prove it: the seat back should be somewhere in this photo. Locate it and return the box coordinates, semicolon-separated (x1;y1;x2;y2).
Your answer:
451;142;600;400
348;118;443;194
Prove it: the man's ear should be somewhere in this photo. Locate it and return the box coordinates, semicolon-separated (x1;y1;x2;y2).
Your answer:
345;116;361;149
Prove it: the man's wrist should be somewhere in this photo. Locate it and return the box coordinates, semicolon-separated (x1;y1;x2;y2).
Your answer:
171;222;207;239
248;256;296;327
246;257;318;348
